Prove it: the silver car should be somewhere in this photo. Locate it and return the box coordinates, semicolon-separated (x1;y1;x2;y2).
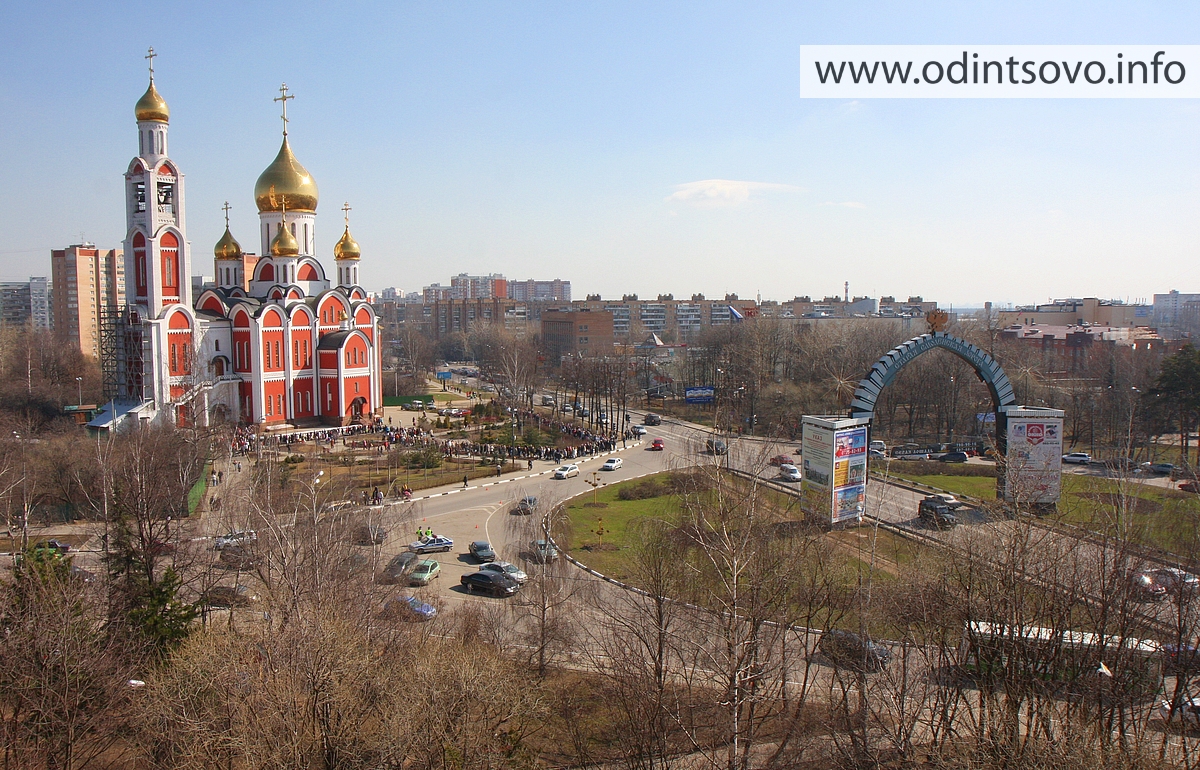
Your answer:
480;560;528;585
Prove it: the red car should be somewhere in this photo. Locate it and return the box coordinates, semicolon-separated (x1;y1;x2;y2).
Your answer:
769;454;794;466
650;438;665;451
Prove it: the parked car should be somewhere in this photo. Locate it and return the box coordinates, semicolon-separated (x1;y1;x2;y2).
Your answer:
1062;452;1093;465
460;570;520;597
938;451;969;463
1164;643;1200;675
408;559;441;586
480;561;528;585
918;498;959;529
377;552;418;584
1147;568;1199;601
469;540;497;563
631;425;648;436
869;440;887;453
769;454;794;466
818;630;891;672
1159;696;1200;728
928;492;965;509
1180;481;1200;494
1129;570;1168;602
601;457;623;471
408;535;454;554
203;585;257;608
1142;462;1176;475
511;496;538;516
706;438;728;455
778;464;802;482
644;413;662;426
214;530;256;550
352;524;387;546
218;545;254;570
33;539;70;554
553;464;580;479
649;438;665;451
383;595;438;621
868;449;887;460
529;539;560;563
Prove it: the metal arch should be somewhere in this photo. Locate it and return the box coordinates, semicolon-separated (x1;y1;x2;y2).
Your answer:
849;332;1016;420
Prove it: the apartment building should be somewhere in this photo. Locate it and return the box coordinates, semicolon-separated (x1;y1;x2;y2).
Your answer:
51;244;124;359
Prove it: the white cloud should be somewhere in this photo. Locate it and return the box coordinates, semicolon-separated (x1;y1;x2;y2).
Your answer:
822;201;866;209
666;179;802;208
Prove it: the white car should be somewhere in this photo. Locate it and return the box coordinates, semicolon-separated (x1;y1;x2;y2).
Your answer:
601;458;623;471
631;425;647;436
553;464;580;479
778;464;801;482
1062;452;1092;465
214;530;256;550
929;492;965;509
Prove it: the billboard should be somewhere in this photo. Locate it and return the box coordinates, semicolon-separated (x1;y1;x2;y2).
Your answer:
1004;411;1064;505
802;416;870;524
832;426;868;523
685;386;715;404
435;371;453;380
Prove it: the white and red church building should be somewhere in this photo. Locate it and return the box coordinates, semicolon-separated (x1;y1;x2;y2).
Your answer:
105;60;381;429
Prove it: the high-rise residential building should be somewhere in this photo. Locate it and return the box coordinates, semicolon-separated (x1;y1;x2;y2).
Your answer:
51;244;124;358
449;273;506;300
29;277;51;330
508;278;570;302
0;283;32;328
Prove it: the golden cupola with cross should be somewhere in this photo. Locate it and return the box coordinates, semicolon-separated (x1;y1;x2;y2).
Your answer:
255;84;318;259
334;203;361;288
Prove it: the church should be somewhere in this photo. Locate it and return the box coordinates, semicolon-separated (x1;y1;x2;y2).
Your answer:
103;52;381;429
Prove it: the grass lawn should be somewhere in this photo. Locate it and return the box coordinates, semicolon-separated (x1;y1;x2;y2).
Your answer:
887;473;998;500
563;473;679;581
187;463;210;515
1054;476;1200;556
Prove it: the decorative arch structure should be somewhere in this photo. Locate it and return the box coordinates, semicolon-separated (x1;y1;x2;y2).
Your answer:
849;332;1016;420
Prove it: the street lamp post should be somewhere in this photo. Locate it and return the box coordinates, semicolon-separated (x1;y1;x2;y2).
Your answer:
75;377;83;406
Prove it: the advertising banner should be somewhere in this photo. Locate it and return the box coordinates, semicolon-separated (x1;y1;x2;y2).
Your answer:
685;386;715;404
435;371;453;380
802;416;870;525
1004;414;1064;504
832;426;868;523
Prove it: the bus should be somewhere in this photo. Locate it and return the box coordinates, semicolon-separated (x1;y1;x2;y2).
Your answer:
958;621;1163;701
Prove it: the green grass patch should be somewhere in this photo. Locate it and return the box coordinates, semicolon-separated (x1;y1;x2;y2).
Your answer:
888;474;998;500
564;473;679;581
1054;476;1200;556
187;462;210;515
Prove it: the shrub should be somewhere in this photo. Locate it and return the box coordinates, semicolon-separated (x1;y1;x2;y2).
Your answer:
617;479;664;501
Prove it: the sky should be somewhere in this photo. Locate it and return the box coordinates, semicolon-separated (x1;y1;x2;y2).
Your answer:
0;1;1197;307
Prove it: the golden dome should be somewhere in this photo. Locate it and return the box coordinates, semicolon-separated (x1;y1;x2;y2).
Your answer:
135;81;170;123
254;137;318;213
269;222;300;258
214;227;242;260
334;227;361;260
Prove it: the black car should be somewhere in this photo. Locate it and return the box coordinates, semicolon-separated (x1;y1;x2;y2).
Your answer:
377;552;418;584
644;413;662;426
706;438;728;455
33;539;71;554
918;497;959;529
938;451;969;463
1164;644;1200;676
512;496;538;516
817;630;892;672
469;540;497;563
460;571;519;597
352;524;388;546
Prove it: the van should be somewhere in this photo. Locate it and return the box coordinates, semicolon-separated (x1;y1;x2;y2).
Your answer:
869;440;887;453
540;395;556;407
645;413;662;426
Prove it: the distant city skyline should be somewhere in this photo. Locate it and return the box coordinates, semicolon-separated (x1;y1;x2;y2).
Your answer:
1;2;1196;306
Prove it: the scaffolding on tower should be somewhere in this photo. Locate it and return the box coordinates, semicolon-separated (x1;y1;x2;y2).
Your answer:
100;304;147;404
